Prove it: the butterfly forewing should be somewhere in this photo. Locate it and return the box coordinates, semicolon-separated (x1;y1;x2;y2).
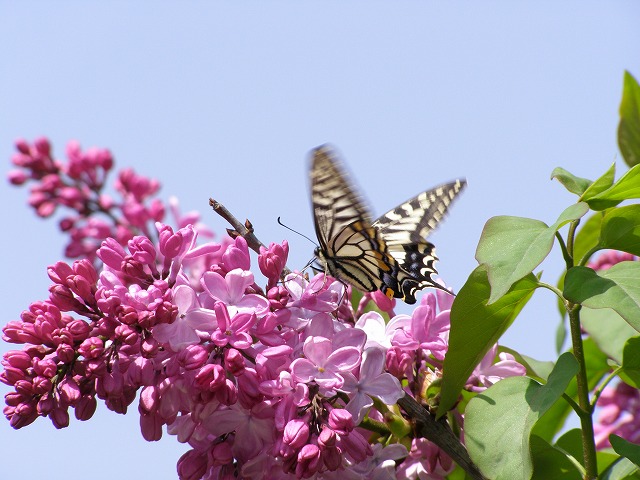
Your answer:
310;145;465;304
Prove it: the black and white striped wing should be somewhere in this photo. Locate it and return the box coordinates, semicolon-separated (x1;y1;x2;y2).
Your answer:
372;180;466;303
311;145;397;293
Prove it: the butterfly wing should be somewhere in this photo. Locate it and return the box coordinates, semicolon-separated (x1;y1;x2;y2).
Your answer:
373;180;466;303
311;145;398;293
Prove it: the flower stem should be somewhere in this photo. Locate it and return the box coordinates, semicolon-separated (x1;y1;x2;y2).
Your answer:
567;304;598;479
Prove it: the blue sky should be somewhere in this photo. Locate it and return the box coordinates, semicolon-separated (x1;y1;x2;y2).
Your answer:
1;3;639;478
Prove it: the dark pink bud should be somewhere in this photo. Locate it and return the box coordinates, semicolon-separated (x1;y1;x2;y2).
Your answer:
47;261;73;285
296;444;321;478
139;385;159;414
59;377;81;404
340;429;372;463
114;325;139;345
318;427;337;448
101;369;124;395
97;238;127;270
5;391;25;407
158;224;182;259
33;358;57;378
34;137;51;156
322;445;342;471
78;337;104;359
8;169;28;185
258;241;289;289
222;236;251;271
283;419;310;449
50;407;70;429
328;408;354;433
177;449;208;480
211;442;233;466
216;379;238;406
66;275;94;303
224;348;245;376
128;236;157;264
194;364;226;392
140;412;163;441
56;343;75;363
15;138;30;154
141;337;159;357
266;286;290;310
178;345;208;371
32;376;52;394
37;393;53;414
3;350;32;370
9;402;38;429
66;319;91;341
75;394;97;421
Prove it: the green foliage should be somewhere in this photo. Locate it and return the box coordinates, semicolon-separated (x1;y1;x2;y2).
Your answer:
618;71;640;168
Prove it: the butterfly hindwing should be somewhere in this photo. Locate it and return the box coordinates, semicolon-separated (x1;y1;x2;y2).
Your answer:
310;145;465;304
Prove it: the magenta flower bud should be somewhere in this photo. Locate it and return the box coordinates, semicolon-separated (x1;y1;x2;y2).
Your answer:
66;275;94;304
177;345;208;371
295;444;322;478
328;408;354;433
3;350;31;370
194;364;226;392
340;429;372;463
5;391;25;407
177;449;208;480
59;377;81;404
47;261;73;285
158;224;182;259
97;238;127;270
50;406;70;429
318;427;337;448
15;138;30;154
32;376;52;395
10;402;38;429
128;236;157;264
224;348;245;376
7;169;28;185
386;346;412;378
283;419;310;449
139;385;159;414
78;337;104;360
140;411;163;441
258;241;289;289
122;257;146;279
34;137;51;156
322;445;343;471
216;379;238;406
66;319;91;341
33;358;57;378
222;236;251;271
266;286;290;310
127;357;155;386
211;442;234;466
73;259;98;285
74;394;97;421
141;337;159;357
101;369;124;395
36;393;53;415
56;343;75;363
114;325;139;345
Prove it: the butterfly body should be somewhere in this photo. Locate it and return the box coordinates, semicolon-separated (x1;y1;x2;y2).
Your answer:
310;145;465;304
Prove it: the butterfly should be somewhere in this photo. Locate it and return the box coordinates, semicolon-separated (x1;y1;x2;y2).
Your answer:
310;144;465;304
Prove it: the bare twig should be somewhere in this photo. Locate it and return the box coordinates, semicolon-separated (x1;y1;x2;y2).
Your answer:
397;394;486;480
209;198;291;276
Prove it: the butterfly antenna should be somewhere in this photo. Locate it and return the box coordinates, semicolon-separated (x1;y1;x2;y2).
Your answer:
277;217;319;247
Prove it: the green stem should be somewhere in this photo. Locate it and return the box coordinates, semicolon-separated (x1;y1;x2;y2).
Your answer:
555;232;573;267
537;281;566;302
567;304;598;479
591;366;623;410
566;220;580;260
578;246;602;267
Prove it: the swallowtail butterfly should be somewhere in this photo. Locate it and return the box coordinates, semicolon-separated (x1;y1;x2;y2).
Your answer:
310;145;465;304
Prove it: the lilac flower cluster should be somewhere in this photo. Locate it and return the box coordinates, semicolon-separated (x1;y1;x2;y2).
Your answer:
2;138;528;479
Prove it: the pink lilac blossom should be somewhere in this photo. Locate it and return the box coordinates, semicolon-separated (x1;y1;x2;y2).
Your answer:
3;137;531;479
594;381;640;449
588;250;636;271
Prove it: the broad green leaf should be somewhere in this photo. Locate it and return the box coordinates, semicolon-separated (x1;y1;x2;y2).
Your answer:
551;167;592;196
611;435;640;468
600;457;640;480
564;263;640;333
601;205;640;256
476;203;588;303
618;71;640;168
621;337;640;388
438;267;537;415
581;163;616;206
532;338;609;441
581;307;637;364
530;434;582;480
573;211;606;266
499;346;554;382
586;163;640;211
465;353;579;480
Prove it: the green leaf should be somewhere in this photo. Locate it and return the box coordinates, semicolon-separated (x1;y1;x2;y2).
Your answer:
465;353;579;480
600;457;640;480
621;337;640;388
581;163;616;206
531;338;609;441
499;346;554;383
586;163;640;211
438;267;537;415
573;211;606;266
612;435;640;468
530;434;582;480
581;307;638;364
476;203;588;303
618;71;640;168
564;263;640;333
601;205;640;256
551;167;593;196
